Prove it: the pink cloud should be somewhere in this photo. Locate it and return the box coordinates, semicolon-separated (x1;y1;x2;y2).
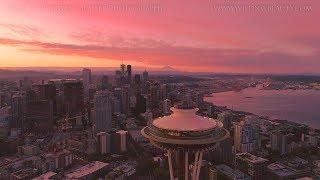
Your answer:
0;0;319;73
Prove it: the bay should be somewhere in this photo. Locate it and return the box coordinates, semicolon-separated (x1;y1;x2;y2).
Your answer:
204;86;320;129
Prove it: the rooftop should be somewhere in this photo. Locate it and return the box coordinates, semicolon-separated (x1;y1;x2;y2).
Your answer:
267;163;295;177
11;168;38;179
236;153;268;164
152;108;218;131
116;130;128;134
33;171;57;180
215;164;251;180
65;161;109;179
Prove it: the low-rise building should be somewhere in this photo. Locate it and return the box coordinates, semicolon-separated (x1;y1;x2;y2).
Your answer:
32;171;58;180
106;161;137;180
235;153;268;180
65;161;109;180
18;145;39;156
43;149;73;171
215;164;251;180
10;168;39;180
267;157;311;179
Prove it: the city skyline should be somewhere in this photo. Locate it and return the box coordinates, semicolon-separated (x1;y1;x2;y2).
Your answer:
1;1;320;179
1;0;320;74
0;64;319;179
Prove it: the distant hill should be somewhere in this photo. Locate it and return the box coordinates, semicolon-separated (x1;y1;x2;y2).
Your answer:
271;75;320;83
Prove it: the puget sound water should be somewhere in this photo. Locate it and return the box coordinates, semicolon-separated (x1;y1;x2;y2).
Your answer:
205;86;320;129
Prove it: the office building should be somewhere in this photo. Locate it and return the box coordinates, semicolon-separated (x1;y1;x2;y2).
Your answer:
208;137;233;164
82;68;92;93
63;80;84;116
34;83;57;115
134;74;141;93
143;70;149;82
127;65;132;82
114;87;129;114
11;94;26;131
270;130;295;155
0;91;6;107
0;106;11;138
94;91;113;133
100;75;109;90
26;100;54;133
121;87;130;114
234;120;259;153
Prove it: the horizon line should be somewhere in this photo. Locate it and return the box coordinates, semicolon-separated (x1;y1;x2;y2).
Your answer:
1;67;320;76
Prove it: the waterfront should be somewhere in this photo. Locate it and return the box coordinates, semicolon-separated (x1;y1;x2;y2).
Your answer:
205;86;320;129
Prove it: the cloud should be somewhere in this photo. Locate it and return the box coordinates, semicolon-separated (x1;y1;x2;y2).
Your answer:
0;23;46;39
0;36;319;73
70;31;170;48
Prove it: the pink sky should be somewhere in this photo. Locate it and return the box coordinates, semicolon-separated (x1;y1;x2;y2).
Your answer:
0;0;319;73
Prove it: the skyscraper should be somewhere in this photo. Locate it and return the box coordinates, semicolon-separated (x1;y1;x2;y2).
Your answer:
134;74;141;93
26;100;54;133
120;64;127;85
11;94;26;131
100;75;109;90
63;80;84;116
82;68;92;93
135;94;147;115
127;65;132;83
115;70;122;87
0;106;11;138
114;87;129;115
34;83;57;115
143;70;149;82
94;91;113;133
121;87;129;114
120;64;126;76
0;92;6;107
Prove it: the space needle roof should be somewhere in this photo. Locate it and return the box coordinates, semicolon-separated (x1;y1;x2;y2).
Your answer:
152;108;218;132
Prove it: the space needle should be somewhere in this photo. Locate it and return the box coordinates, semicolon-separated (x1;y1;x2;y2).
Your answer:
141;107;229;180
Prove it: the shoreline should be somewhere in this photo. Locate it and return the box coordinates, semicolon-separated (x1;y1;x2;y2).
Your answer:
205;87;320;131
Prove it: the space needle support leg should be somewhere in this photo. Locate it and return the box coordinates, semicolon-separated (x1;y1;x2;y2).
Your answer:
167;150;174;180
185;151;189;180
196;151;203;180
192;151;199;180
